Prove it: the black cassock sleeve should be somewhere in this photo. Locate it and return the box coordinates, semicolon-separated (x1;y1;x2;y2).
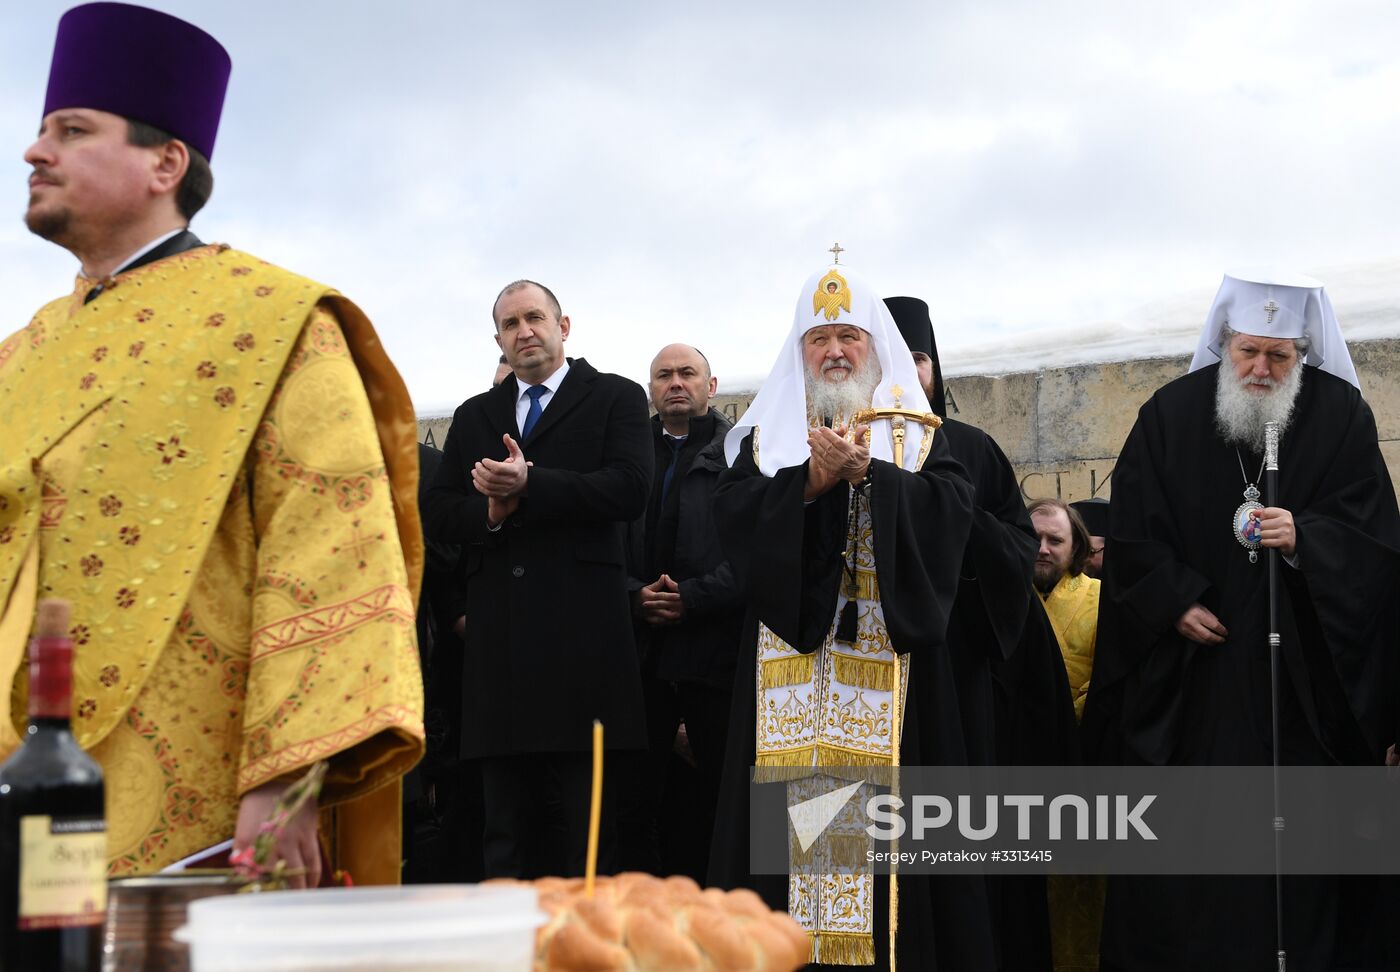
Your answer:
714;430;974;656
945;423;1040;661
1288;394;1400;756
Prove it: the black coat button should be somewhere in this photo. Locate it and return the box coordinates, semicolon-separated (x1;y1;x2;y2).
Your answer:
512;566;525;578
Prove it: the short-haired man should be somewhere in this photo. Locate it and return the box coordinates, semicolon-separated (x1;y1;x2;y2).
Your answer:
710;264;995;968
623;344;742;877
1084;271;1400;969
425;280;651;878
492;353;511;387
1;4;424;887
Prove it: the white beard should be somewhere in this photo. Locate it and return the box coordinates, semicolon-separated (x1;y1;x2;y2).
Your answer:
805;354;884;425
1214;361;1303;449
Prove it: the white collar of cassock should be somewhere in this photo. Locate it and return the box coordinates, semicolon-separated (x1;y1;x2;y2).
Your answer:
1188;268;1359;389
725;264;934;477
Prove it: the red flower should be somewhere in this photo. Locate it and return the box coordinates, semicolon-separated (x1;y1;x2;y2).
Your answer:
205;313;225;328
135;308;155;323
79;373;97;390
115;588;137;609
214;387;236;409
92;346;108;362
155;436;188;465
233;333;255;352
77;698;97;719
79;554;103;577
99;494;123;517
99;665;121;687
334;476;373;512
0;527;13;545
230;266;252;276
196;361;217;379
128;341;145;358
70;624;90;645
254;285;274;297
119;525;141;546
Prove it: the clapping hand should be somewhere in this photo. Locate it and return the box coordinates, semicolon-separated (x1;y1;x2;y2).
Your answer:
805;423;871;500
473;433;532;525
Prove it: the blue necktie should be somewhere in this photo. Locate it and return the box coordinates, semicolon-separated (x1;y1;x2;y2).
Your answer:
521;384;548;439
661;436;686;501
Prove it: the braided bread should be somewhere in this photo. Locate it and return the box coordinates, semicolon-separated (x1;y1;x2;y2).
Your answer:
490;873;810;972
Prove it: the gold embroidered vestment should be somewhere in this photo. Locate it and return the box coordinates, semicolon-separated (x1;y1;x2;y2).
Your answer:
756;487;908;966
0;245;424;879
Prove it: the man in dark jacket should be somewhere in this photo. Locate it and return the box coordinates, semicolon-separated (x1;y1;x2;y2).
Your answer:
425;280;652;878
624;344;744;877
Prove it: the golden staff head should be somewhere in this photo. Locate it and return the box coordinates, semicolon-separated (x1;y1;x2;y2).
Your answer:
851;385;942;467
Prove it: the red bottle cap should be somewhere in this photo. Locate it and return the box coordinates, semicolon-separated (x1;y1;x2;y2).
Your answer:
28;599;75;720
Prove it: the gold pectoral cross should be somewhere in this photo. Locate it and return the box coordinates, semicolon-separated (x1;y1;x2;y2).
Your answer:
852;384;941;467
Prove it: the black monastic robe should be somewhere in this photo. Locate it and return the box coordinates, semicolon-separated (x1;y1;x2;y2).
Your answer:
1083;364;1400;971
708;429;1005;970
941;418;1079;972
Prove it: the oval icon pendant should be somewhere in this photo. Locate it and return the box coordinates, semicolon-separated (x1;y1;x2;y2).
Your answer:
1234;501;1264;562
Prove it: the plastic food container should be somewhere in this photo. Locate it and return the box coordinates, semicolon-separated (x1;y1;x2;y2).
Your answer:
174;884;545;971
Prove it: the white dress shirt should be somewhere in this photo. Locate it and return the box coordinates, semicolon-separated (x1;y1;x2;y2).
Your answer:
514;360;570;436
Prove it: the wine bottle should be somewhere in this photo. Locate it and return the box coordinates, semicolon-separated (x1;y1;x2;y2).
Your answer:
0;599;105;972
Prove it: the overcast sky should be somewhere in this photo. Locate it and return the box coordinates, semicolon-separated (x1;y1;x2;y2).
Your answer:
5;1;1399;412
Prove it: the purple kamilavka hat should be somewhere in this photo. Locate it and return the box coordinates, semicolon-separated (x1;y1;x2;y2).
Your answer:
44;3;231;160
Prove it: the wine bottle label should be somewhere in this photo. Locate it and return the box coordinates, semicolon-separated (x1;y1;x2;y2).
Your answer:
17;814;107;929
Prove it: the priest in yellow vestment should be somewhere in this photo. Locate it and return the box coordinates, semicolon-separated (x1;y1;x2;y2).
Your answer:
0;4;424;884
1030;500;1100;721
1030;498;1103;972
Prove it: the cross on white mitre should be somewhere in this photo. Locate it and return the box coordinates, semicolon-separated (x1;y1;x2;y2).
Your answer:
829;243;844;265
1263;299;1280;325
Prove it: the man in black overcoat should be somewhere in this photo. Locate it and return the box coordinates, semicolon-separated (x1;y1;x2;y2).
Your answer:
425;279;652;878
623;343;744;878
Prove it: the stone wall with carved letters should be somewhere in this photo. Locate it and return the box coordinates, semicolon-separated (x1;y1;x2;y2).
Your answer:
417;337;1400;503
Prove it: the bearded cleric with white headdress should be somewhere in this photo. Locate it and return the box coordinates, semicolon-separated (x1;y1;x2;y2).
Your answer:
1084;271;1400;970
708;263;1000;970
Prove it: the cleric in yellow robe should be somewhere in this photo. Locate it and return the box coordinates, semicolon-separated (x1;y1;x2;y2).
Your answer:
1043;572;1099;722
1030;499;1103;972
0;3;423;884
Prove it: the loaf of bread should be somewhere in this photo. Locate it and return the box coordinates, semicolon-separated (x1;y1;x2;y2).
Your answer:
492;872;810;972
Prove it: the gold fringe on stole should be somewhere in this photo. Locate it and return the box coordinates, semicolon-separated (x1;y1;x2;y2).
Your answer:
817;930;877;966
756;747;817;772
832;652;895;691
829;834;868;869
817;746;896;770
790;833;869;870
762;654;815;688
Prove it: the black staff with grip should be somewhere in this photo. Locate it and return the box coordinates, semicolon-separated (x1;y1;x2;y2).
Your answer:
1263;420;1286;972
